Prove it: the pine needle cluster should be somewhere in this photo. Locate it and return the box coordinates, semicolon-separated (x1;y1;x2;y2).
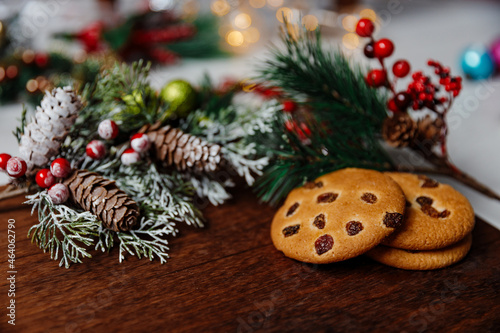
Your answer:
255;26;392;205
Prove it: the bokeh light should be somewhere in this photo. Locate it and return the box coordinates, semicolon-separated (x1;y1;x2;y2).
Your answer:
342;33;359;50
342;15;357;32
302;15;319;31
0;67;5;82
6;65;18;79
226;30;244;47
211;0;231;17
243;27;260;43
360;8;377;22
276;7;293;23
234;13;252;29
267;0;284;8
249;0;266;8
26;79;38;93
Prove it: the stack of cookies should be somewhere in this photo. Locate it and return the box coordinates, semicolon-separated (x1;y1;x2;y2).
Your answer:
270;168;475;270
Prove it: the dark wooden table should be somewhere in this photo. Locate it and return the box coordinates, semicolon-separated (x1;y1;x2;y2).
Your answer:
0;189;499;333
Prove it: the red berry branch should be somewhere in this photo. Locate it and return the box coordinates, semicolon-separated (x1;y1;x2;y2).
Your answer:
356;18;500;201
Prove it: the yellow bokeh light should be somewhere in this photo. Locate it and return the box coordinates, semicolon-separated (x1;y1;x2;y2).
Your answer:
182;0;200;19
0;21;3;34
26;79;38;93
276;7;293;23
342;15;357;32
360;8;377;22
342;33;359;50
302;15;319;31
267;0;283;8
226;30;244;47
243;27;260;43
234;13;252;29
249;0;266;8
211;0;230;17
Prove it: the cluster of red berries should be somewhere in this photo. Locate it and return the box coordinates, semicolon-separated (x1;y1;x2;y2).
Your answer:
0;153;72;204
86;119;150;166
0;154;27;179
356;18;462;113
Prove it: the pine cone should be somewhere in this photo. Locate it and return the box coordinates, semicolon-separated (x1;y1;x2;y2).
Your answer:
139;123;223;173
63;170;139;232
415;115;444;144
19;87;82;176
382;113;417;148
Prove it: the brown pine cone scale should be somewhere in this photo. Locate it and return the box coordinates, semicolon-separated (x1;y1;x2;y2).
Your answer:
139;123;223;173
63;170;139;232
382;113;418;148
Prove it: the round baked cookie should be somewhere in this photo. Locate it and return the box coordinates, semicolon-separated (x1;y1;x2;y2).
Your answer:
366;233;472;270
383;172;475;250
271;168;406;264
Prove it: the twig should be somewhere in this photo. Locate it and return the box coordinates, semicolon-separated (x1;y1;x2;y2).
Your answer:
0;185;28;201
395;164;500;202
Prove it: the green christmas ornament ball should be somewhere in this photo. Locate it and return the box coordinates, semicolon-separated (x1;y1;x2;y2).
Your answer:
160;79;197;118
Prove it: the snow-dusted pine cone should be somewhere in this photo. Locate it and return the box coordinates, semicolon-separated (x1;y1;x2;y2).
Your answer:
19;87;82;177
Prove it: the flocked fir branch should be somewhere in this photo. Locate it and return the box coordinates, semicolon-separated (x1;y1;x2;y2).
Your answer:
14;59;279;267
26;192;100;268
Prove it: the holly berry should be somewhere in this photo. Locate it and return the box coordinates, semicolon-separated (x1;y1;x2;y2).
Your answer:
0;153;12;171
130;133;150;153
36;169;55;188
282;100;297;113
48;183;69;205
98;119;119;140
6;157;27;178
394;92;411;109
363;42;375;59
50;158;72;178
86;140;106;160
387;99;400;113
392;60;410;78
121;148;141;166
356;19;375;37
34;53;49;67
366;69;387;87
374;39;394;59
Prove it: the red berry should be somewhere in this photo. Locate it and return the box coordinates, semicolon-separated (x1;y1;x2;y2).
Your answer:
392;60;410;78
366;69;387;87
363;42;375;58
6;157;27;178
34;53;49;67
0;153;11;170
50;158;72;178
98;119;119;140
282;100;297;113
374;39;394;59
356;19;375;37
48;183;69;205
36;169;55;188
130;133;150;153
387;99;400;113
394;92;411;109
285;120;294;132
121;148;141;166
86;140;106;160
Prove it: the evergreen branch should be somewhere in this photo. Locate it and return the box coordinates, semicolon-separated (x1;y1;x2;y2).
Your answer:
255;26;393;205
26;192;100;268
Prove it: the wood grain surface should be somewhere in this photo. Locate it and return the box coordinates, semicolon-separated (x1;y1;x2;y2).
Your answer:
0;189;499;333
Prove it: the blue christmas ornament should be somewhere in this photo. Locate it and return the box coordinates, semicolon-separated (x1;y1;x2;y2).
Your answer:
460;45;496;80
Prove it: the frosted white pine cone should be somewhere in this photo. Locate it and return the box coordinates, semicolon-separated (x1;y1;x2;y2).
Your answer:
19;86;82;176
